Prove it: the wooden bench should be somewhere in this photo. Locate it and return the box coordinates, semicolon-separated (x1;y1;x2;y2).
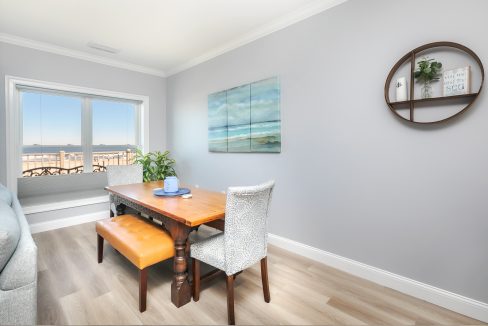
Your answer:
96;214;174;312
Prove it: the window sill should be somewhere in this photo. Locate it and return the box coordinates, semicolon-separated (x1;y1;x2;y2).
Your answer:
20;189;109;215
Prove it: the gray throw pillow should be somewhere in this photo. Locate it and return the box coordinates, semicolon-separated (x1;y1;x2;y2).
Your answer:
0;201;20;272
0;183;12;206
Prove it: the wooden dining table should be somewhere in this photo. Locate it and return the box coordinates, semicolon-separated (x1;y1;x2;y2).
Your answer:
105;181;226;308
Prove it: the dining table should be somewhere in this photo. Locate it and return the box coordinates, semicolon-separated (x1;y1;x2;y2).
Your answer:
105;181;226;308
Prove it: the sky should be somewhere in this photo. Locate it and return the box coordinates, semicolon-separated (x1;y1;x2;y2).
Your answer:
227;84;250;126
22;91;137;146
207;77;280;129
208;90;227;128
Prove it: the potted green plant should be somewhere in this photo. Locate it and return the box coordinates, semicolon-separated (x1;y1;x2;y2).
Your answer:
134;149;177;182
414;57;442;98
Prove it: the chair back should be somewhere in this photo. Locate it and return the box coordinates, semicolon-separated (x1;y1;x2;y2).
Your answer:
224;180;275;275
106;165;143;186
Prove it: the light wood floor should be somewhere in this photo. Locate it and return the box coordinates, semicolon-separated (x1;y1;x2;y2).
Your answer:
33;222;483;325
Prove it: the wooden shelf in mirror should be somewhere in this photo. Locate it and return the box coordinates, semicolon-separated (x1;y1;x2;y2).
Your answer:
388;92;479;108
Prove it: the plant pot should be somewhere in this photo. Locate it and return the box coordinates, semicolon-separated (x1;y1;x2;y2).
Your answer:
421;81;432;99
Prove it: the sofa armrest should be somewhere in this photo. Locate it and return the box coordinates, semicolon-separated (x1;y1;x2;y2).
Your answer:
0;198;37;290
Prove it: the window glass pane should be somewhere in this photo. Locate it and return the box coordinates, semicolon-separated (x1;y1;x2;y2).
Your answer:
22;91;83;177
92;99;138;169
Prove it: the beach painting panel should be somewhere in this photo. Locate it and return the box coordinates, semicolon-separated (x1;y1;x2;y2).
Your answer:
251;77;281;152
208;91;228;152
208;77;281;153
227;84;251;152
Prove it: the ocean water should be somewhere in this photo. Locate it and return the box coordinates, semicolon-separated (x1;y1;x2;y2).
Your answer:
208;121;280;153
23;144;138;154
228;124;250;152
208;127;228;152
251;121;281;152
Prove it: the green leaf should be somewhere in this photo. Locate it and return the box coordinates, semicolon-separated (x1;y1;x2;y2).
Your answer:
414;57;443;84
132;149;177;181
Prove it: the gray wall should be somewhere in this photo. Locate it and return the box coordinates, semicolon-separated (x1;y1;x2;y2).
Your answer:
0;42;167;189
167;0;488;303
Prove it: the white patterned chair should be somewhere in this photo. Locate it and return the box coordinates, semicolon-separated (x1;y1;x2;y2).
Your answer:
191;180;275;325
106;165;143;217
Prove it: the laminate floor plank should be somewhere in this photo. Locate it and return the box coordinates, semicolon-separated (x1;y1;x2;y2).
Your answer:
32;222;484;325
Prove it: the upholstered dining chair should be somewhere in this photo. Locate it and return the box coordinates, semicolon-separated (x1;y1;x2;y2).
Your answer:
191;180;275;325
106;164;143;217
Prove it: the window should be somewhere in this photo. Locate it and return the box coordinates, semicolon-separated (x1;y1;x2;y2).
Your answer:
92;99;139;173
5;76;149;193
19;87;142;178
21;91;84;176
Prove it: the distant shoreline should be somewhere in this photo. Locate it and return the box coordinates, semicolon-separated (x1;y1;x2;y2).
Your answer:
208;120;281;131
23;145;138;154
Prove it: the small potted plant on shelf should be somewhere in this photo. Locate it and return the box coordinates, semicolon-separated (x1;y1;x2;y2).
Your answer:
134;149;177;182
414;57;442;98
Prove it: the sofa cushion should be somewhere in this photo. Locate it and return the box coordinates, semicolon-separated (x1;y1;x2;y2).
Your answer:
0;184;12;206
0;202;20;272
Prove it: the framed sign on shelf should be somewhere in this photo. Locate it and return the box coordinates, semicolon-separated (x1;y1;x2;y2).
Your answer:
443;66;471;96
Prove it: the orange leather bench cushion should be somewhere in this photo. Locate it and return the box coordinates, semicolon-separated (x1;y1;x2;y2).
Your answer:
96;214;174;270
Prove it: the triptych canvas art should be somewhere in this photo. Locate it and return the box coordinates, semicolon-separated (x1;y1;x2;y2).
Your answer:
208;77;281;153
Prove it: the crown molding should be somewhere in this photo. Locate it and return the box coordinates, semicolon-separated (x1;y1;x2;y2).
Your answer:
0;0;347;78
166;0;348;76
0;33;166;77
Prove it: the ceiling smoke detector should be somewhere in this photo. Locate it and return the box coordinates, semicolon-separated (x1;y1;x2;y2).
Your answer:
87;42;120;54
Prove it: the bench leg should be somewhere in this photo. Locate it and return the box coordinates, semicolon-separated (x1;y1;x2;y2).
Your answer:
97;234;104;263
139;268;148;312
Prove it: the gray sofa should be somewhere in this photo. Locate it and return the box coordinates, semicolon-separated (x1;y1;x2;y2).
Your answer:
0;184;37;325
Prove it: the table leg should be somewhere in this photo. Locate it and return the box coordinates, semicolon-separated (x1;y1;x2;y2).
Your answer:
169;223;192;307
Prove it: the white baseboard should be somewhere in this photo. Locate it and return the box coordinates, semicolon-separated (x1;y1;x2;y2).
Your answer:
29;210;108;234
268;233;488;323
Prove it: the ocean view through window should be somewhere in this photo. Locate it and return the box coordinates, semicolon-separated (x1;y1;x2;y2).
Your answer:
21;89;141;177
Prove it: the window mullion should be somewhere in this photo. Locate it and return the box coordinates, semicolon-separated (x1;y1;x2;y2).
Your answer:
136;103;141;149
82;97;93;173
17;90;24;179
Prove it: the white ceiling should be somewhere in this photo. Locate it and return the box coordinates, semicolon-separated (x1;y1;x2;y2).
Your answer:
0;0;346;76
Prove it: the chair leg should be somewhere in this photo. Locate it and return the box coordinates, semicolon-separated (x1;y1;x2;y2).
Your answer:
261;257;270;303
116;204;126;216
233;271;242;280
139;268;148;312
226;275;235;325
97;234;104;263
192;258;201;301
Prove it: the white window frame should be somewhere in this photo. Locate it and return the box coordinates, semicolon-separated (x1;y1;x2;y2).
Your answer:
5;75;150;194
